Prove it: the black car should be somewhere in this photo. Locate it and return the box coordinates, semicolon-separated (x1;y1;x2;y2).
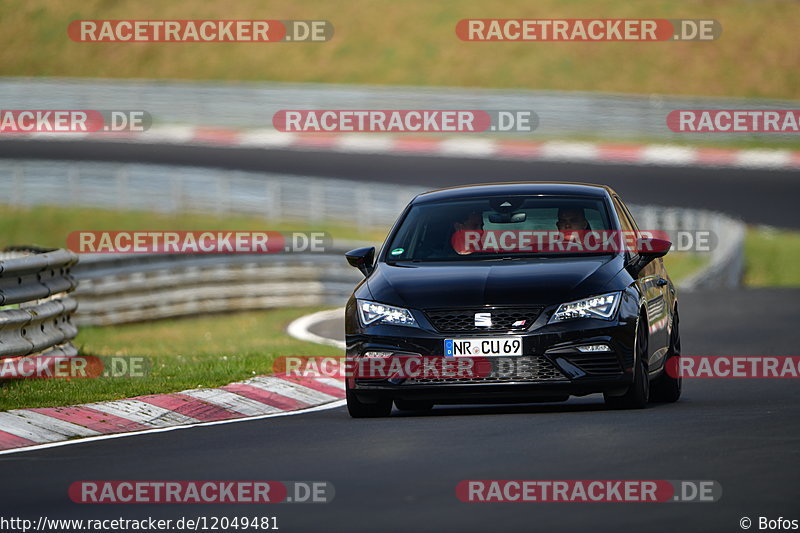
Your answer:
343;182;681;417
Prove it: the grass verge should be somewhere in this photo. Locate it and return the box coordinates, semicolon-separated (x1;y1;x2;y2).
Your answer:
0;205;389;248
663;253;708;283
744;227;800;287
1;0;798;99
0;307;341;411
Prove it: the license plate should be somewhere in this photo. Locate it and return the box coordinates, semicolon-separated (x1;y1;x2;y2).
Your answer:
444;337;523;357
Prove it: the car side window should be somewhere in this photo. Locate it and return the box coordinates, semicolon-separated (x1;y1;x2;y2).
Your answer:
615;196;640;233
612;197;634;233
612;196;639;261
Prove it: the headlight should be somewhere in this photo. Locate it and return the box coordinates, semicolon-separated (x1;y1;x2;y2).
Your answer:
357;300;418;327
549;292;621;323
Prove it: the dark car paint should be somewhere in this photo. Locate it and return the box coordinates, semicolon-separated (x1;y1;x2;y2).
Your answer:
344;182;677;402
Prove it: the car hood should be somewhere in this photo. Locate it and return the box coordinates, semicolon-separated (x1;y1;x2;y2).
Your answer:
366;255;624;309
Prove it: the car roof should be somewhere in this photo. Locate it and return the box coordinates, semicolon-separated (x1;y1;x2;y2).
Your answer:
412;182;616;204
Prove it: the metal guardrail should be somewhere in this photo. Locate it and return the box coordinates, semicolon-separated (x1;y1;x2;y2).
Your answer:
72;250;361;326
630;205;745;290
0;248;79;360
0;160;420;229
1;77;798;142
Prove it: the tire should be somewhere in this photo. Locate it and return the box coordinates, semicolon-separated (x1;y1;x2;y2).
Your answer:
649;310;682;403
605;316;650;410
394;399;434;411
346;383;393;418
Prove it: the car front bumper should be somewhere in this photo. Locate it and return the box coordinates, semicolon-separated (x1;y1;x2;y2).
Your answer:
345;298;639;403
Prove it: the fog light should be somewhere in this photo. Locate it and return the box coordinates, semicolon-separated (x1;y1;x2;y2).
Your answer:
576;344;611;353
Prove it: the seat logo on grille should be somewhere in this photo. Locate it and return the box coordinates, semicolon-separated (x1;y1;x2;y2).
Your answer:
474;312;492;327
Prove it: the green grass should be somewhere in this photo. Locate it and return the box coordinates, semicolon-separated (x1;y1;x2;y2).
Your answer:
0;0;798;100
0;204;389;249
0;307;342;411
744;227;800;287
663;253;708;283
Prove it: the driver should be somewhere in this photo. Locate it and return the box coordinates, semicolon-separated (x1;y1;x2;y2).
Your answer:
556;207;590;231
555;207;592;250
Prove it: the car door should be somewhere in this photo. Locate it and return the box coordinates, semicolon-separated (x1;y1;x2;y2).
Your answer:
613;195;670;370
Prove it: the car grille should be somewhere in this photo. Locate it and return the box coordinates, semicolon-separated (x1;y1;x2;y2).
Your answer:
562;354;623;375
405;356;565;384
424;307;543;333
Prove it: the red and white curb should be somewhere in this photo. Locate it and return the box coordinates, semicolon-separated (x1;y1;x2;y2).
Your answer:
5;126;800;170
0;371;345;454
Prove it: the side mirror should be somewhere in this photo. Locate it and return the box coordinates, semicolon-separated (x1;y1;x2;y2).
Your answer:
345;246;375;277
628;237;671;275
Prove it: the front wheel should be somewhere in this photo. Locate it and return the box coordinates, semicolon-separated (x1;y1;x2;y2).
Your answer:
650;310;682;403
605;316;649;410
346;383;393;418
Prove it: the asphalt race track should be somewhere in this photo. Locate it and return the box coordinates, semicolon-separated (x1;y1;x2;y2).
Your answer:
1;140;800;228
0;297;798;531
0;289;798;531
0;145;798;532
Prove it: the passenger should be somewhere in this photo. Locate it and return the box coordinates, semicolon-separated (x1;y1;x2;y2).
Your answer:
451;209;484;255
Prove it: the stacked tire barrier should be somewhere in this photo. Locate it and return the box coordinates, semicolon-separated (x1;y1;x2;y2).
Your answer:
0;247;79;362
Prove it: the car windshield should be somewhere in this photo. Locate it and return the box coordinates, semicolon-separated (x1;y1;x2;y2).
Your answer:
385;195;615;262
